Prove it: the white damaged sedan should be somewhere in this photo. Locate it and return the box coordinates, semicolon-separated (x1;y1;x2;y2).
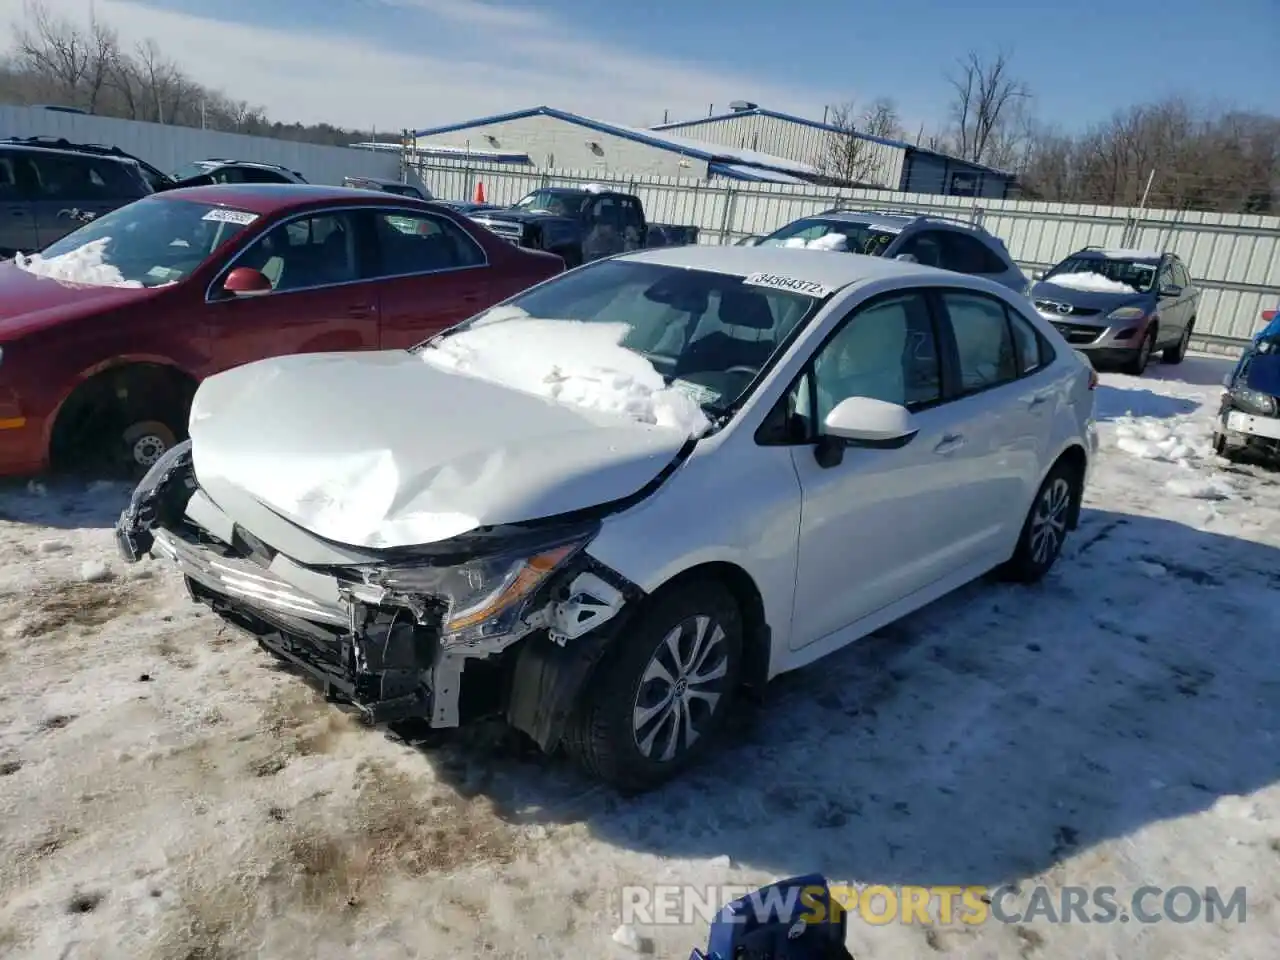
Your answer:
116;245;1099;792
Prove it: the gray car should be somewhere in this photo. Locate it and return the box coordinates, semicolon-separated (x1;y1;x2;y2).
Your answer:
0;142;153;257
1029;247;1199;375
755;207;1029;295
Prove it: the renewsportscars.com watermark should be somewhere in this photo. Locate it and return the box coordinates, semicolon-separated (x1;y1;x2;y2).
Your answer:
617;883;1248;927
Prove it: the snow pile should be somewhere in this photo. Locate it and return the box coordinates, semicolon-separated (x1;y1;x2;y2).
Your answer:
806;232;848;251
780;234;848;251
1111;416;1209;465
422;318;711;436
1046;271;1138;294
1165;472;1234;501
13;237;141;288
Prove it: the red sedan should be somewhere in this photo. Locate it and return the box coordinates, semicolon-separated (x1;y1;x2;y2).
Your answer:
0;183;564;477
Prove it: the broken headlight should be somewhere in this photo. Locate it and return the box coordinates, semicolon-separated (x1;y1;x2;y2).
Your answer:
1230;384;1277;417
351;536;590;646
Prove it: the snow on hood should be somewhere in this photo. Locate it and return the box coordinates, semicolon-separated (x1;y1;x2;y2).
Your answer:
13;237;141;289
421;317;711;436
1044;271;1140;295
188;350;695;549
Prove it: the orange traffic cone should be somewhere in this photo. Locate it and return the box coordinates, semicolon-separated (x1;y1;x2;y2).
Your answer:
474;181;486;203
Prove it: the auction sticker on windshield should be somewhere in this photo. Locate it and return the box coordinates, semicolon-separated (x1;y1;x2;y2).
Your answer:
743;272;833;298
202;209;258;225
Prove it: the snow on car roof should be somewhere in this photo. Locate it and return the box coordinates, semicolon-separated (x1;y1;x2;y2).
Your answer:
622;244;952;293
1092;248;1164;260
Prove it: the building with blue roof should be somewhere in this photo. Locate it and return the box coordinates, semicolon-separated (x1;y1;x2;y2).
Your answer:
411;104;1017;196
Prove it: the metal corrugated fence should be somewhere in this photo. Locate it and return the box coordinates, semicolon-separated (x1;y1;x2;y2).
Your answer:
416;158;1279;350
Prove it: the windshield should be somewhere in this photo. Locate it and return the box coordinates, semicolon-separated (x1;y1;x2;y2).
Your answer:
415;259;825;432
512;189;588;217
15;197;258;288
170;161;216;181
759;218;898;256
1045;256;1157;294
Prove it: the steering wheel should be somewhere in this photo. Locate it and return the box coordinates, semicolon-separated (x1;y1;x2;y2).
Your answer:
727;365;759;377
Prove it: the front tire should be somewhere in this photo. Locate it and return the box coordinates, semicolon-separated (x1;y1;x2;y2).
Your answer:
1124;327;1156;375
565;579;743;793
1002;461;1080;583
120;419;179;479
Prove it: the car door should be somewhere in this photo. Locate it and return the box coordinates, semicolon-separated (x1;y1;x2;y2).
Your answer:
1153;260;1188;347
27;152;147;247
786;289;978;650
203;208;381;372
363;206;492;349
0;151;37;255
1173;261;1197;330
932;288;1056;562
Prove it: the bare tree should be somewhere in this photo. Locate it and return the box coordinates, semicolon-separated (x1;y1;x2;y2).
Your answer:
820;99;902;185
945;49;1031;167
11;0;120;113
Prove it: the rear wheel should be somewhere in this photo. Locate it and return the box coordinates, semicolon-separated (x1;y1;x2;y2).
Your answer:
1163;321;1193;364
1001;460;1081;583
565;579;743;793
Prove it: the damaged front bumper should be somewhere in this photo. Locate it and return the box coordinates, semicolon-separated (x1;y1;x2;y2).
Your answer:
114;441;640;738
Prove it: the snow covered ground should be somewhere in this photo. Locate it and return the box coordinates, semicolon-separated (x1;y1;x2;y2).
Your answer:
0;353;1277;959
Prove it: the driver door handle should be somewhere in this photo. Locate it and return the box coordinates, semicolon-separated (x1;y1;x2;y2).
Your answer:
1029;393;1051;408
934;433;966;455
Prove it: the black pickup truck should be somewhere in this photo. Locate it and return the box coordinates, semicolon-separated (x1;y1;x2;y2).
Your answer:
467;186;699;267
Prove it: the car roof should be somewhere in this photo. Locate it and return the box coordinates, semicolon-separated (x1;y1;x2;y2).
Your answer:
0;141;136;165
618;244;963;293
150;183;436;214
1076;247;1165;263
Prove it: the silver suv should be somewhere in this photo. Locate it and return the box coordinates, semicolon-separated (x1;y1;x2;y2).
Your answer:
755;207;1029;295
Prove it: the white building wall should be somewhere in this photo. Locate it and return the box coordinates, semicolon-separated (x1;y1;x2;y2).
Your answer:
657;113;905;189
414;115;705;179
0;106;400;184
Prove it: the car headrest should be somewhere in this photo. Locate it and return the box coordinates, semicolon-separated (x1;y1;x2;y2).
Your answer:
720;287;776;330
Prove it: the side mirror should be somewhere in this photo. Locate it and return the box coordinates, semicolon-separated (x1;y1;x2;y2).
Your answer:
815;396;917;467
1032;270;1045;281
1221;373;1233;388
221;267;272;297
894;253;918;263
1160;284;1183;298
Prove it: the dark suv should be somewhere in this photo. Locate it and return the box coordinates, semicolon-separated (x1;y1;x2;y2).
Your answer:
0;139;155;257
1030;247;1200;375
756;207;1029;295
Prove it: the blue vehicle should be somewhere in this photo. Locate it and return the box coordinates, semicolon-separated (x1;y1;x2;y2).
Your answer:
1213;304;1280;463
690;876;856;960
1029;246;1200;376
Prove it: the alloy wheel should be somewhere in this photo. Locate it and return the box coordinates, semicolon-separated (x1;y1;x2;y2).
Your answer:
131;432;169;468
1030;477;1071;566
632;614;730;762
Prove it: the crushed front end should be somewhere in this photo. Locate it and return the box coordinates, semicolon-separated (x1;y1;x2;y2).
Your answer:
114;441;641;739
1215;334;1280;462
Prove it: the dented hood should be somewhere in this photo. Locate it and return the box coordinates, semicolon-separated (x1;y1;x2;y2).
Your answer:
188;350;691;549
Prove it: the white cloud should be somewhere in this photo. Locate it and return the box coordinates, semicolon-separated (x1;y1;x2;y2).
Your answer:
0;0;839;131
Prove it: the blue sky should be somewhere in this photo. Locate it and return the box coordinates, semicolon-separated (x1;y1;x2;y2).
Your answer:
9;0;1276;132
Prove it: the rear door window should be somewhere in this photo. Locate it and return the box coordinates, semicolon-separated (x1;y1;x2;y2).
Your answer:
27;153;146;201
941;231;1010;275
368;209;486;276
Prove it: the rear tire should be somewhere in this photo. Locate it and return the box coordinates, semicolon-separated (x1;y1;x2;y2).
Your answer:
1163;321;1193;364
1001;460;1080;583
564;579;743;793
